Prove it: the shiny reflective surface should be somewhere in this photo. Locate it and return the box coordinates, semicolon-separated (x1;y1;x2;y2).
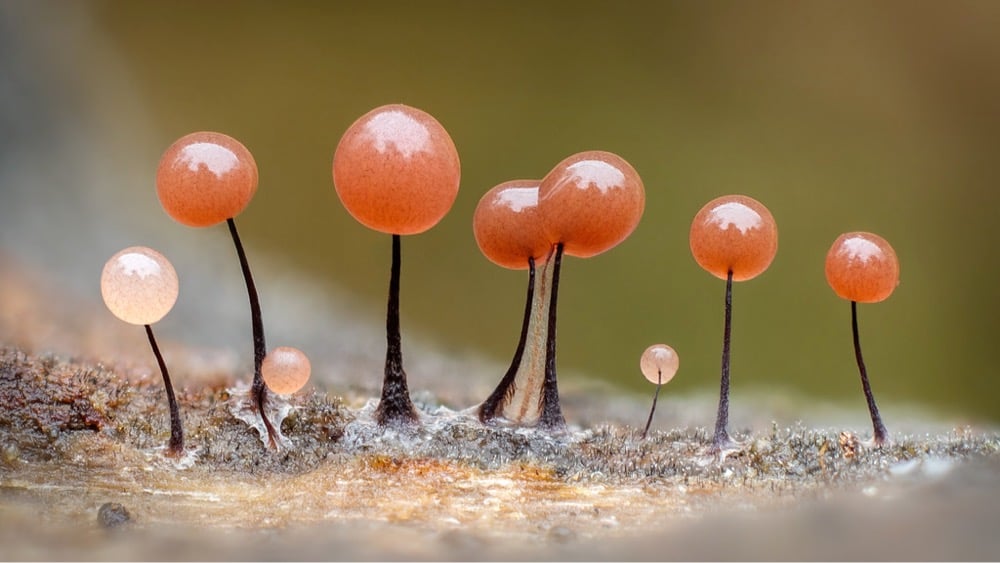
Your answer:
333;104;461;235
261;346;312;395
538;151;645;258
473;180;550;270
689;195;778;281
156;132;259;228
640;344;679;385
101;246;178;325
707;202;765;234
825;232;900;303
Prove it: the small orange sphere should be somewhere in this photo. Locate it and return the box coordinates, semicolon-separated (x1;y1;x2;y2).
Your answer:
473;180;551;270
538;151;645;258
332;104;461;235
689;195;778;281
261;346;312;395
101;246;179;326
156;132;259;228
825;232;899;303
640;344;679;385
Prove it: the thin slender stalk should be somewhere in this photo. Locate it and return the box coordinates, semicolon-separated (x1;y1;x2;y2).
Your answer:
712;269;734;449
852;300;889;445
145;324;184;456
641;372;663;440
227;217;277;447
375;234;418;425
539;243;565;429
479;257;535;423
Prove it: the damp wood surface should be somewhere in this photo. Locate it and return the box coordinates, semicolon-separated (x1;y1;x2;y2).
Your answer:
1;262;999;561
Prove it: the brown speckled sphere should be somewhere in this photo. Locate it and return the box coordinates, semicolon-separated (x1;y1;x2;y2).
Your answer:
473;180;552;270
156;132;258;228
332;104;461;235
538;151;645;258
825;232;899;303
640;344;679;385
101;246;178;326
261;346;311;395
689;195;778;281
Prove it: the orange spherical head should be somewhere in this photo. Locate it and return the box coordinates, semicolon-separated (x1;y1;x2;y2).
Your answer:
156;132;259;227
261;346;312;395
101;246;179;326
333;104;461;235
473;180;551;270
538;151;645;258
689;195;778;281
825;232;899;303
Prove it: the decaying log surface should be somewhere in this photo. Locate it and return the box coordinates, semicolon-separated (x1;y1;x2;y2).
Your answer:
1;261;999;560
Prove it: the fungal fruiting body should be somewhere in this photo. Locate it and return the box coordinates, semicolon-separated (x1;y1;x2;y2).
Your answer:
689;194;777;451
640;344;679;439
538;151;646;426
155;131;257;228
475;151;645;428
536;151;645;428
473;180;554;425
538;151;646;260
101;246;184;456
262;346;312;395
332;104;461;426
825;231;899;446
155;132;280;447
825;232;899;304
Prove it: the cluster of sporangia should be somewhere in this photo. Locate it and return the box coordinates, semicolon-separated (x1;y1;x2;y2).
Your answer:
101;104;900;457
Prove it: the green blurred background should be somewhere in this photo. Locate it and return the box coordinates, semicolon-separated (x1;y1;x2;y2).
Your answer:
85;1;998;421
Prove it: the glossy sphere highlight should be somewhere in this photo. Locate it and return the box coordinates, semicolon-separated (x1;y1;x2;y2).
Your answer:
538;151;645;258
101;246;179;326
689;195;778;281
640;344;679;385
473;180;551;270
261;346;312;395
333;104;461;235
825;232;899;303
156;132;258;227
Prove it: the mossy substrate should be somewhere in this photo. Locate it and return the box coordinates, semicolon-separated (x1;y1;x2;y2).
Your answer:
1;346;998;560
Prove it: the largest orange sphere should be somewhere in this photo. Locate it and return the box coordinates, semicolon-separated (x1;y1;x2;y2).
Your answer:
538;150;645;258
825;232;899;303
156;131;258;228
333;104;461;235
689;194;778;281
473;180;551;270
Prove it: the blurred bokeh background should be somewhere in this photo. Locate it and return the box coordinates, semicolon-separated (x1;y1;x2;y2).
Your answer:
2;1;998;423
